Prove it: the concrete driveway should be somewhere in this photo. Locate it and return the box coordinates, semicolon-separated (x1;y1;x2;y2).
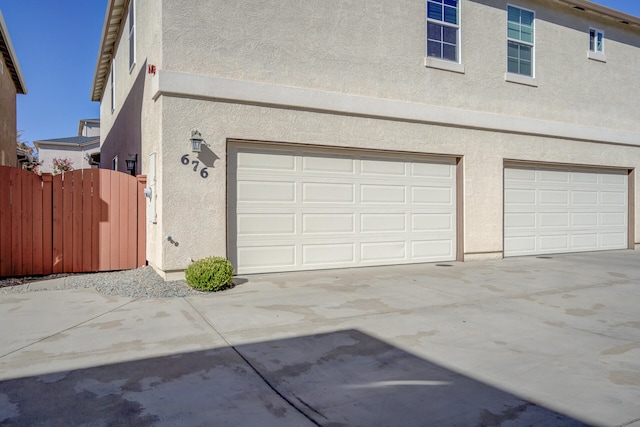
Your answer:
1;251;639;426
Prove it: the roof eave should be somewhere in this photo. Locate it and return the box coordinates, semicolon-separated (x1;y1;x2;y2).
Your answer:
91;0;129;102
555;0;640;27
0;10;27;95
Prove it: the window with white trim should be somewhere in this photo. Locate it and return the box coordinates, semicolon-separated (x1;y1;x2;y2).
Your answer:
0;59;3;75
589;28;604;53
128;0;136;70
426;0;460;62
507;5;534;77
110;59;115;113
112;156;118;171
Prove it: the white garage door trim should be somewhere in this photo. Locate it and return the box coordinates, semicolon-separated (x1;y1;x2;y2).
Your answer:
228;142;459;274
504;163;630;257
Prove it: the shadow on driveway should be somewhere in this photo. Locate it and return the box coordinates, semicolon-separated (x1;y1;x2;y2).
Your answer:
0;329;591;426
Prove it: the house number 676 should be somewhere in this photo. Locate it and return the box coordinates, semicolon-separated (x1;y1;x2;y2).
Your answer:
181;154;209;178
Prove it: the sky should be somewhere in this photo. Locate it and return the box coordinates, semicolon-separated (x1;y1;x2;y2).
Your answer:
0;0;639;146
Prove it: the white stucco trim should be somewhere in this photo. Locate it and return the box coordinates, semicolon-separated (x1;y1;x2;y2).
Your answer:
504;73;538;87
587;51;607;63
151;70;640;146
424;57;465;74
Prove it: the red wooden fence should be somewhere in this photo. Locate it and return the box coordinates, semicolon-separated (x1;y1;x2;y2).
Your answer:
0;166;146;277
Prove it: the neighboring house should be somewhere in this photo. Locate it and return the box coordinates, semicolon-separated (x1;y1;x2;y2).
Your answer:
0;10;27;167
91;0;640;279
34;119;100;174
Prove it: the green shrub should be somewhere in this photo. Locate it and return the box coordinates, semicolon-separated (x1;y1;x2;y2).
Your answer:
185;257;234;291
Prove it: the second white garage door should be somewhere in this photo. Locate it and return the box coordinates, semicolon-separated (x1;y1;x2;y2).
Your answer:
228;143;457;274
504;165;628;257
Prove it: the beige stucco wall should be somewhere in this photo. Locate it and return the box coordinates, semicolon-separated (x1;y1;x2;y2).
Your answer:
97;0;640;276
37;143;100;174
154;96;640;274
161;0;640;132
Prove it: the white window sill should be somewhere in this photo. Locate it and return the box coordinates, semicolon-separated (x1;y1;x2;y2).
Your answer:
588;51;606;63
424;57;465;74
505;73;538;87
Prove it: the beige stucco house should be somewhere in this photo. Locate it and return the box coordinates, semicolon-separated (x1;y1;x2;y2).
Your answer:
34;119;101;174
0;10;27;167
92;0;640;279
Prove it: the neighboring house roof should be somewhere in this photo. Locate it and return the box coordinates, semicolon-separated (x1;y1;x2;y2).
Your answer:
91;0;130;101
34;136;100;148
0;10;27;95
89;0;640;103
78;118;100;136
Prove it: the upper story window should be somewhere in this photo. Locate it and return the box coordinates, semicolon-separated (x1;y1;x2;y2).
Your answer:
588;28;606;62
589;28;604;53
507;5;535;77
128;0;136;71
426;0;460;63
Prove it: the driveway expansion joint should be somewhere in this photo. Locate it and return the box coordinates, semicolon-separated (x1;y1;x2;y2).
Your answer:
183;298;322;427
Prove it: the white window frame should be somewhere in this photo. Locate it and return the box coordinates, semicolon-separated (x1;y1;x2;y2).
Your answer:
110;59;116;113
425;0;464;74
128;0;136;72
588;27;606;62
506;4;536;85
0;59;3;75
112;156;118;171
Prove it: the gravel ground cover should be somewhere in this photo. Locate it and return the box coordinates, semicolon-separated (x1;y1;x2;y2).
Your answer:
0;266;207;298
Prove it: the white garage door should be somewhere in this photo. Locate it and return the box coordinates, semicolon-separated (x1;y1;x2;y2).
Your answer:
228;143;457;274
504;165;628;257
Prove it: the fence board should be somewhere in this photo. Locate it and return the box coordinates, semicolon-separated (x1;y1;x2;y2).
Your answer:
31;173;44;275
52;174;64;273
42;175;53;275
11;169;23;276
0;167;146;278
82;170;93;272
21;173;34;274
0;168;11;277
137;176;147;267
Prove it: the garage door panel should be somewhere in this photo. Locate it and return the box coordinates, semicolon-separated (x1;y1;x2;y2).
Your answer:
361;184;406;204
237;214;296;235
539;212;569;228
539;190;569;205
303;155;355;174
412;240;453;259
505;213;536;229
238;181;295;202
303;182;354;203
412;186;453;204
571;212;598;227
303;243;355;265
539;235;569;252
361;241;406;262
504;166;628;257
302;213;355;234
361;213;406;233
412;161;454;178
236;150;296;171
360;158;406;176
237;246;296;269
571;234;599;249
230;144;456;273
601;233;627;248
572;191;598;205
505;189;536;205
412;213;453;232
504;235;536;254
539;170;569;183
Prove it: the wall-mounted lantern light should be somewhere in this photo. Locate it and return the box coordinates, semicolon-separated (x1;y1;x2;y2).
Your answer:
190;130;204;153
125;154;137;175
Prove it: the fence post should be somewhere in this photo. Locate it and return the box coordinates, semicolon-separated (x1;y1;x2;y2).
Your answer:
137;175;147;267
42;174;54;275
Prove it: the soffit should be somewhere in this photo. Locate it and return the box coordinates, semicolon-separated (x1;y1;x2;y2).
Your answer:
0;10;27;94
91;0;130;102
